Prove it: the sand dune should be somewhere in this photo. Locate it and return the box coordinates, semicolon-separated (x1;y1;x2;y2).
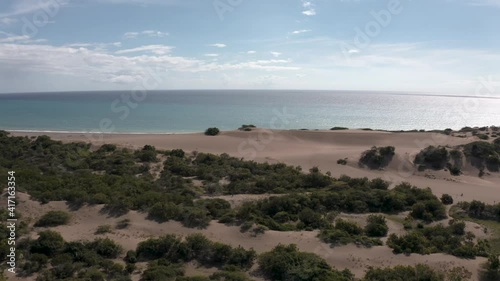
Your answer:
12;129;500;204
6;129;500;280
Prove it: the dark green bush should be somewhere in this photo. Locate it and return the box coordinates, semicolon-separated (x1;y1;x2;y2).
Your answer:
414;146;449;170
205;127;220;136
463;141;500;172
337;158;347;165
364;215;388;237
258;244;353;281
359;146;395;169
440;194;453;205
238;124;256;131
34;211;71;227
31;230;65;257
90;238;122;259
410;199;447;222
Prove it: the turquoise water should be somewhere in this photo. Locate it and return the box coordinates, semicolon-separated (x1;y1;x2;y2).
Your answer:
0;90;499;133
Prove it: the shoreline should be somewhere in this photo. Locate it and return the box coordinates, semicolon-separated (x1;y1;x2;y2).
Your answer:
5;124;497;136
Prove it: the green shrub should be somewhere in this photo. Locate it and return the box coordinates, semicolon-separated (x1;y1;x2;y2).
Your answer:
34;211;71;227
94;224;112;235
148;202;181;222
330;127;348;130
205;127;220;136
477;134;490;140
31;230;65;257
258;244;353;281
365;215;389;237
440;194;454;205
359;146;395;169
90;238;122;259
414;146;449;170
125;250;137;263
238;124;256;131
410;200;447;222
116;219;130;229
463;141;500;172
337;158;347;165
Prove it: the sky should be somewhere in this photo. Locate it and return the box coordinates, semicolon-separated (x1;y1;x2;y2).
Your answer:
0;0;499;94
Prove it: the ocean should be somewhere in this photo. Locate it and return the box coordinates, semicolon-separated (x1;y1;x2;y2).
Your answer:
0;90;499;133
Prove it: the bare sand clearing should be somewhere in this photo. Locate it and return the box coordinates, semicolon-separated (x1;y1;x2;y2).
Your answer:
7;129;500;279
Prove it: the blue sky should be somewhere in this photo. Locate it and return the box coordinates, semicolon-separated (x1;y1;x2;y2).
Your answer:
0;0;499;94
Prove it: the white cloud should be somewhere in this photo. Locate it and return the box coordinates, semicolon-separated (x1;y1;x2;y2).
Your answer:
0;35;30;43
65;42;121;49
124;32;139;39
209;43;226;48
247;50;256;54
270;51;282;57
291;29;311;34
204;53;219;57
0;41;300;88
0;17;18;25
301;0;316;16
115;45;174;55
302;9;316;16
124;30;169;39
141;30;169;37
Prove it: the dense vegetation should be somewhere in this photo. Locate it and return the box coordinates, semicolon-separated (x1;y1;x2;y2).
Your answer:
358;146;395;169
387;220;490;258
318;217;383;247
227;181;446;234
462;141;500;172
414;139;500;175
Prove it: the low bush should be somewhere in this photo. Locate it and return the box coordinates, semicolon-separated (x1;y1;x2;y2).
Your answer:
364;215;389;237
95;224;112;235
258;244;354;281
337;158;347;165
34;211;71;227
441;194;454;205
238;124;256;131
414;146;449;170
205;127;220;136
359;146;395;169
